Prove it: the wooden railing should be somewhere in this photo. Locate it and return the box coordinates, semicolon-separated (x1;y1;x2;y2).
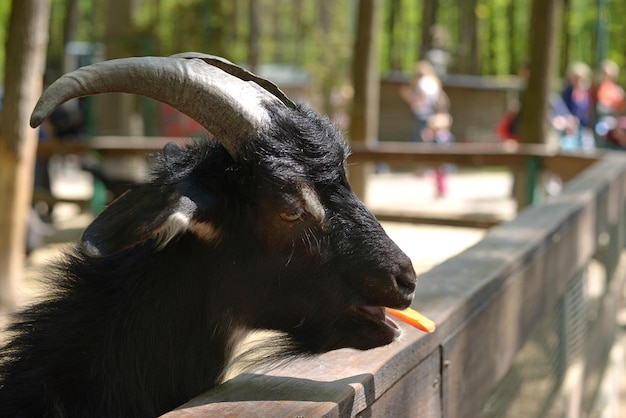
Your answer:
349;142;598;211
37;139;597;214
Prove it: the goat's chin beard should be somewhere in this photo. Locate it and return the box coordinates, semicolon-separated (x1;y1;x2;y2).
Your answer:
223;330;314;380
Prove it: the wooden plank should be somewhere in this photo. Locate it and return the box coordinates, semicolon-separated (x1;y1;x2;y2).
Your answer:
349;142;530;168
89;136;191;155
542;154;598;182
348;142;598;177
37;138;598;187
373;210;503;229
163;336;441;418
37;137;192;158
31;191;90;211
36;140;88;158
440;258;577;418
357;348;442;418
581;253;626;414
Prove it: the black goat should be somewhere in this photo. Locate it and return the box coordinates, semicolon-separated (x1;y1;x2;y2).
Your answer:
0;53;417;417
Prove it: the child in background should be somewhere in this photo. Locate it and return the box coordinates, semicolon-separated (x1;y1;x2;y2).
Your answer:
422;113;455;197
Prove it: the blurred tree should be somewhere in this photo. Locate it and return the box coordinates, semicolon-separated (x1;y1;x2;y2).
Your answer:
3;0;626;88
247;0;260;72
0;0;51;318
0;1;11;83
382;0;420;74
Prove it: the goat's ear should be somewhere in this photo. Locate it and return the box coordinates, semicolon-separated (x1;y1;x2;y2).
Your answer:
81;185;196;257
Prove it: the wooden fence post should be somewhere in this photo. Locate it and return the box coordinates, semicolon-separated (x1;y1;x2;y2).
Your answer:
349;0;381;200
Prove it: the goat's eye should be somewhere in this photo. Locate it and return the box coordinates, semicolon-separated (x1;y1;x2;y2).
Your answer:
280;208;304;222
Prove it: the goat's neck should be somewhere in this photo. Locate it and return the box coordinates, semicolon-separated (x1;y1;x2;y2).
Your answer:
59;238;252;410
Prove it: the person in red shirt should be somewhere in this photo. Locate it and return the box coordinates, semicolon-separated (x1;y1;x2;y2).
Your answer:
596;59;625;118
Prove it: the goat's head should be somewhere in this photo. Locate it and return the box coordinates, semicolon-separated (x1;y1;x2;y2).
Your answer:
30;53;417;354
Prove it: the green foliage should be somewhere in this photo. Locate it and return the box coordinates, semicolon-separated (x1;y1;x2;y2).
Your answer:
2;0;625;104
381;0;421;74
0;0;11;85
608;0;626;76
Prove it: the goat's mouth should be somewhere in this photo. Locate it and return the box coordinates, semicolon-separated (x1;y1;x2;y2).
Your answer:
358;306;400;330
339;305;403;350
285;303;408;353
360;305;402;333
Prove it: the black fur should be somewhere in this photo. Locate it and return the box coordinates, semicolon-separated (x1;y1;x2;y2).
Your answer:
0;103;416;417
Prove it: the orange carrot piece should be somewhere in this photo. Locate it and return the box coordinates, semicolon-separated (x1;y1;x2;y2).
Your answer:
385;307;436;333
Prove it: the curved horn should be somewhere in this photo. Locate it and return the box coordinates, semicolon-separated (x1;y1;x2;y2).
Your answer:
171;52;297;109
30;56;286;159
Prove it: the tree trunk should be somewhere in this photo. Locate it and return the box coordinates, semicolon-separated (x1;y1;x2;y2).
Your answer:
506;0;517;74
93;0;141;135
520;0;562;145
420;0;439;58
386;0;401;71
349;0;381;200
516;0;563;209
560;0;571;77
63;0;79;53
456;0;480;74
0;0;51;317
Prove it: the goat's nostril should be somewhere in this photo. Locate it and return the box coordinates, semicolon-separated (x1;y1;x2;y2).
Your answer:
395;265;417;295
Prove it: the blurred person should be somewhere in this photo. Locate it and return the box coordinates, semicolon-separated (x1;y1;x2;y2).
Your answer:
593;60;625;147
561;61;595;150
422;113;455;197
422;112;455;145
595;59;625;118
496;61;531;144
496;62;579;199
497;61;581;151
424;25;451;77
400;60;449;142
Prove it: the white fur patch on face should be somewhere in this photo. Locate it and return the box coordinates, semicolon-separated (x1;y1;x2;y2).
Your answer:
300;185;325;222
154;212;191;250
153;195;205;250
